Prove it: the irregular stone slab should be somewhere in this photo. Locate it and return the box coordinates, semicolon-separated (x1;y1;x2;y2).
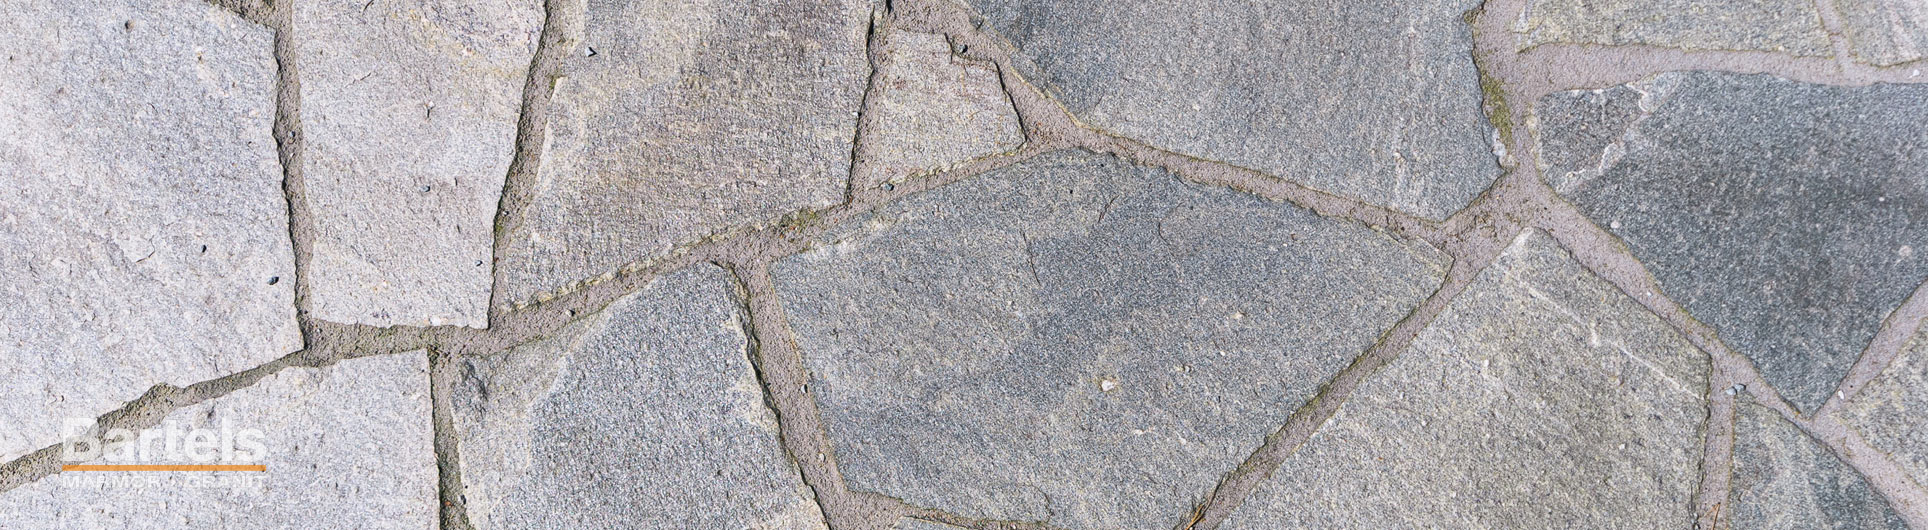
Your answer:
1540;72;1928;411
1836;0;1928;66
969;0;1498;220
896;517;969;530
0;353;434;528
1531;86;1644;186
297;0;542;328
454;265;827;529
1731;395;1906;529
1838;330;1928;494
1515;0;1831;55
774;149;1447;529
1225;230;1708;528
863;29;1023;188
0;0;298;462
499;0;872;305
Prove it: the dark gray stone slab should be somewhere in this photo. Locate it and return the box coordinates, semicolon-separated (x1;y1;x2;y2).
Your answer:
1226;230;1708;528
1516;0;1831;55
1835;0;1928;66
498;0;873;305
967;0;1499;220
1541;72;1928;412
298;0;541;328
1837;330;1928;495
0;0;299;462
773;149;1447;529
454;265;827;530
1731;395;1907;530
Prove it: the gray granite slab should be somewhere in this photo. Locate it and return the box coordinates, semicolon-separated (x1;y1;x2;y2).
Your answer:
498;0;873;305
0;353;434;529
1837;330;1928;496
895;517;969;530
0;0;299;462
454;265;827;530
968;0;1499;220
1225;230;1708;528
1836;0;1928;66
865;29;1023;187
773;149;1447;529
1731;395;1906;530
1516;0;1831;55
297;0;541;328
1541;71;1928;412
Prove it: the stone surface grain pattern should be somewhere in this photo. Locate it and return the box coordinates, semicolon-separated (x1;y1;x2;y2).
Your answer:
1730;396;1907;529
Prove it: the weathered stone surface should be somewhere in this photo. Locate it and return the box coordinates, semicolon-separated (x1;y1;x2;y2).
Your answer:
969;0;1498;220
499;0;872;304
1531;86;1644;186
1225;230;1707;528
0;353;434;528
896;517;969;530
1836;0;1928;66
1540;72;1928;411
864;29;1023;187
1731;396;1906;530
0;0;299;462
1838;331;1928;495
298;0;541;328
774;149;1447;529
454;265;826;529
1515;0;1831;55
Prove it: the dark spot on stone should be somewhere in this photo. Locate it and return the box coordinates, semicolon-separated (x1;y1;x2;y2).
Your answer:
268;276;280;285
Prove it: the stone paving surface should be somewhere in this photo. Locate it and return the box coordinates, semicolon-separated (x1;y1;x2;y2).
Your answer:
4;0;1928;528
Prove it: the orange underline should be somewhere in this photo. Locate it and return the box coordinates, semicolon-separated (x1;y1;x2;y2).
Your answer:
62;465;265;472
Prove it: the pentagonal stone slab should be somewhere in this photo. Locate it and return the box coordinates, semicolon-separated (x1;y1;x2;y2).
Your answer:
0;0;298;462
1516;0;1831;54
1225;230;1707;528
1731;395;1906;529
1835;0;1928;66
298;0;541;328
1838;329;1928;494
774;149;1447;529
1538;72;1928;412
863;28;1023;188
967;0;1498;220
498;0;873;305
0;353;434;528
454;265;826;529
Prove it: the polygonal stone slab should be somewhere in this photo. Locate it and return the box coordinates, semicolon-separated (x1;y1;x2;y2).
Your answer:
0;0;299;462
1837;329;1928;495
1730;395;1906;529
0;353;434;528
1538;72;1928;412
454;265;827;529
298;0;542;328
774;149;1447;529
1225;230;1708;528
967;0;1499;220
497;0;873;305
863;28;1023;188
1515;0;1831;54
1835;0;1928;66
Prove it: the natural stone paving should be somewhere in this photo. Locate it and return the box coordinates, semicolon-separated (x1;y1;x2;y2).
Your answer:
895;517;968;530
298;0;541;328
970;0;1501;220
1514;0;1832;55
1731;395;1907;529
775;150;1446;529
1835;0;1928;66
863;29;1024;188
0;0;299;462
1224;231;1708;528
1839;329;1928;496
1538;71;1928;412
453;265;826;529
0;353;433;528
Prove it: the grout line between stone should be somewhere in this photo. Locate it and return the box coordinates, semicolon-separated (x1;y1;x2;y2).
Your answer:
486;0;575;323
1821;278;1928;417
428;349;473;530
1695;369;1739;529
265;0;316;348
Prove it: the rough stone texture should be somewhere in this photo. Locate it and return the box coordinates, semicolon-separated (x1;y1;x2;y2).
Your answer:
1836;0;1928;66
1730;395;1907;530
0;353;434;529
896;517;969;530
1531;86;1644;187
499;0;873;304
1515;0;1832;55
298;0;542;328
1542;71;1928;412
454;265;827;530
1838;330;1928;496
774;149;1447;529
0;0;299;462
969;0;1499;220
866;29;1024;186
1225;230;1708;528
